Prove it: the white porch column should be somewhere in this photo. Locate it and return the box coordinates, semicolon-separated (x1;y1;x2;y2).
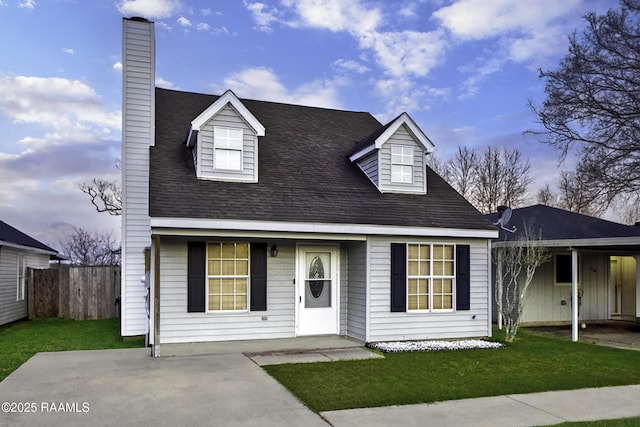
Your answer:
572;249;579;342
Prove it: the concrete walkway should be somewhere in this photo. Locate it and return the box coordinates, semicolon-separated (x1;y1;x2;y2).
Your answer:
1;343;640;426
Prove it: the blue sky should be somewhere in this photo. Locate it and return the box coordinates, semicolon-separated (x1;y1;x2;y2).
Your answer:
0;0;618;248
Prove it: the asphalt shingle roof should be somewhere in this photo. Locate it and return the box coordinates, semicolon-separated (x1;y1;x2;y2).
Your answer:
0;220;57;253
487;204;640;242
150;88;496;232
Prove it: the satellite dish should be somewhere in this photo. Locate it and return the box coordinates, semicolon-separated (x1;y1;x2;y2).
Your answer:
494;205;517;233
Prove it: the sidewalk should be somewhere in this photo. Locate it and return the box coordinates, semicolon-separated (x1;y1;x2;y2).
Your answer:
322;384;640;427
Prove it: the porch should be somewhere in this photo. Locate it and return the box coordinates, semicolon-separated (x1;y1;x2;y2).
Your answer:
525;321;640;351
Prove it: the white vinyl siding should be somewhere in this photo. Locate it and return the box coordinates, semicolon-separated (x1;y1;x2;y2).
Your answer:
158;238;295;343
121;18;155;336
355;152;379;187
196;105;258;182
345;241;367;341
0;246;50;326
516;251;615;324
367;236;490;342
378;125;426;194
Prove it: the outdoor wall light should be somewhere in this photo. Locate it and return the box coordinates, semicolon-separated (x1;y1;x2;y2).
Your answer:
270;245;278;257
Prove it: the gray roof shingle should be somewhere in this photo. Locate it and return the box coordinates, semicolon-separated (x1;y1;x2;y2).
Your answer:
0;220;57;253
487;204;640;242
150;88;496;232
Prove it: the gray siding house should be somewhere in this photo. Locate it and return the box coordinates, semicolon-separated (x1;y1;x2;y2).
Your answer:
0;220;59;326
120;18;498;354
489;205;640;340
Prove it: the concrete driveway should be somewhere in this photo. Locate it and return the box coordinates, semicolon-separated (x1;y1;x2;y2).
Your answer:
0;348;328;427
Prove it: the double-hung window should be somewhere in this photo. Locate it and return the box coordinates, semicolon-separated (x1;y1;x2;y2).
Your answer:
407;244;455;311
207;242;249;311
391;145;413;183
214;127;243;171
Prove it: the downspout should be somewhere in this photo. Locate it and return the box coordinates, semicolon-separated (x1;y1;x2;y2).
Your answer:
152;235;161;357
572;249;579;342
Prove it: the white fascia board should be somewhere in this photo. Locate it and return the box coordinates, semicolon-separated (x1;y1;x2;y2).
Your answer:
150;217;499;239
492;237;640;249
375;113;435;154
190;90;266;136
0;240;59;257
349;145;376;162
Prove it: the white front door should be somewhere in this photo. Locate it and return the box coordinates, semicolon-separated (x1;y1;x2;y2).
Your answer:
297;246;339;336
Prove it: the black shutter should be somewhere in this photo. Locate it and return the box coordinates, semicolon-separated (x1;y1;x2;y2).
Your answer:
456;245;471;311
187;242;206;312
250;243;267;311
390;243;407;312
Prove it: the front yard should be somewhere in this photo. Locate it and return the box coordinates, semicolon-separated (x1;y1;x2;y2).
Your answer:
264;329;640;413
0;318;144;382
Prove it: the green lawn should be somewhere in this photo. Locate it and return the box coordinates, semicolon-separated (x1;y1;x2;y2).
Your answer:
0;318;144;382
549;418;640;427
264;329;640;413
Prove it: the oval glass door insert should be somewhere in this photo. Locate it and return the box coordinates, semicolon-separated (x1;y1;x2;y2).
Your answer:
305;252;331;308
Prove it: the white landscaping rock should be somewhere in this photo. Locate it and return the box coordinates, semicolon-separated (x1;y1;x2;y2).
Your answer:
367;339;502;353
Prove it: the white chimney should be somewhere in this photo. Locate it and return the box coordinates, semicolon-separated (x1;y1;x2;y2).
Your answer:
121;17;155;337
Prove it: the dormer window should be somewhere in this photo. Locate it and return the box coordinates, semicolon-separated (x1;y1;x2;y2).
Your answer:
214;127;243;171
391;145;413;184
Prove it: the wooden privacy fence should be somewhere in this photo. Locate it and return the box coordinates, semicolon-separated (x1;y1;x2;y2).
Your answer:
27;266;121;320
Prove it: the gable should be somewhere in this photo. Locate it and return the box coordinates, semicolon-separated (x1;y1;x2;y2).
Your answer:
187;90;265;183
351;115;433;194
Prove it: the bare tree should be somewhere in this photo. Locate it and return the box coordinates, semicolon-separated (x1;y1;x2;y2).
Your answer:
60;227;121;266
530;0;640;207
536;184;557;206
80;159;122;216
494;225;551;342
448;146;477;200
80;179;122;216
473;147;532;214
557;170;607;216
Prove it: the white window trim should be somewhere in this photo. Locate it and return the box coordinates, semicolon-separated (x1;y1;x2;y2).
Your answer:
205;242;250;313
213;127;244;172
391;145;414;184
406;243;456;313
17;255;25;301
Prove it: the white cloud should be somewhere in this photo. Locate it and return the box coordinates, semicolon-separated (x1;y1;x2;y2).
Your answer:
219;67;343;109
177;16;191;27
374;77;448;122
196;22;210;31
201;8;211;16
18;0;35;10
0;75;120;131
62;48;75;55
116;0;181;19
333;59;369;74
244;1;279;32
284;0;380;33
155;74;175;89
112;61;123;72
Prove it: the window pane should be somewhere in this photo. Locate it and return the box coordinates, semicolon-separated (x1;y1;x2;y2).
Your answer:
442;295;452;309
221;243;235;258
419;295;429;310
433;245;444;260
221;278;234;294
433;295;442;309
408;279;418;294
443;260;454;275
418;279;428;294
443;245;454;259
434;261;444;276
442;279;453;293
236;243;249;258
408;295;418;310
408;244;419;259
208;295;220;311
221;295;235;310
235;295;247;310
236;260;248;276
236;279;247;294
419;245;430;260
419;260;429;275
208;260;221;275
208;243;221;258
208;278;221;293
221;260;235;275
408;261;419;276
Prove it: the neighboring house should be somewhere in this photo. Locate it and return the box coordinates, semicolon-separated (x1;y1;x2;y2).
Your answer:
488;204;640;340
120;18;498;354
0;220;59;326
